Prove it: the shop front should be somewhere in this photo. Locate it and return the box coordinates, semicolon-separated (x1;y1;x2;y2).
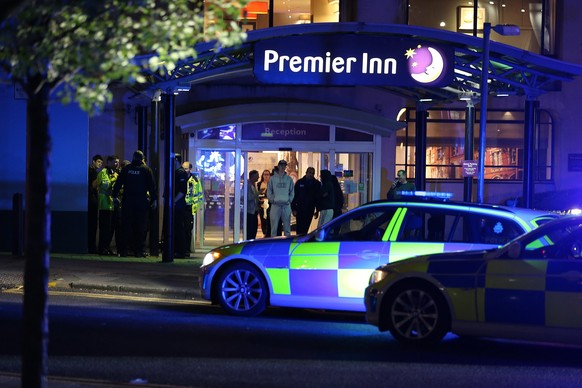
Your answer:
177;108;390;250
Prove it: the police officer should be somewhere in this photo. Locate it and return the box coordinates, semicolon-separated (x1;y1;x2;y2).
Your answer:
183;161;203;253
112;150;157;257
173;156;190;258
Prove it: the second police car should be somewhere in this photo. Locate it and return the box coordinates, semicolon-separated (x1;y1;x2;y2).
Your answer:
200;192;559;316
364;215;582;347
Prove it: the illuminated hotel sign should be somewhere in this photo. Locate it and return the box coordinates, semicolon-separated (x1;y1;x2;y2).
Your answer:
242;122;329;141
254;35;454;87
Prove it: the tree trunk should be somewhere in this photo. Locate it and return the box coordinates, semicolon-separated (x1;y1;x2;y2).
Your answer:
21;77;51;388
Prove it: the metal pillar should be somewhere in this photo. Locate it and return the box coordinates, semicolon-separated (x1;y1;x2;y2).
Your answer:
523;99;538;208
477;23;492;204
162;93;175;263
464;100;475;202
149;95;161;256
415;104;428;191
137;106;148;154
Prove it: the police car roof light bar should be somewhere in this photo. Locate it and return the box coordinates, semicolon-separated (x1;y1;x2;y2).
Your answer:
400;191;454;200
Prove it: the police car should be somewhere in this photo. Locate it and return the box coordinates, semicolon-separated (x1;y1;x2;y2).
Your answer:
365;215;582;346
200;192;558;316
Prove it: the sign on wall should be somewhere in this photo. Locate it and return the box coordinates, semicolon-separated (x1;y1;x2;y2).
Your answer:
254;35;454;87
242;122;330;141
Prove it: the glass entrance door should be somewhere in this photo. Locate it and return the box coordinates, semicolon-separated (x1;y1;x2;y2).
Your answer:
193;149;373;249
195;149;242;249
334;152;372;212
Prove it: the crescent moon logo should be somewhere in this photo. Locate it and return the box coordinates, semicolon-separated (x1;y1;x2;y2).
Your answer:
406;45;446;85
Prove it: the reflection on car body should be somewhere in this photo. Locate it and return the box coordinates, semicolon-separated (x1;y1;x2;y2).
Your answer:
365;215;582;347
200;194;559;316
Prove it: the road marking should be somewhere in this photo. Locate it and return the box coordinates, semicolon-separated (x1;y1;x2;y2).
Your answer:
3;288;211;306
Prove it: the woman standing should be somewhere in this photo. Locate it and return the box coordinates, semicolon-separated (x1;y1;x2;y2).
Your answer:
257;169;272;237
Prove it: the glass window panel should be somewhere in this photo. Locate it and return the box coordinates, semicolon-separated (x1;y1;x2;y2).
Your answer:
396;108;552;182
408;0;552;55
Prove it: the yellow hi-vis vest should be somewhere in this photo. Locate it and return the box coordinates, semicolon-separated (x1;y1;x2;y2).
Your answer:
185;175;203;214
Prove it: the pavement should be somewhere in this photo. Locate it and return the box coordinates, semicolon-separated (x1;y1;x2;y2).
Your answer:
0;251;205;299
0;251;208;387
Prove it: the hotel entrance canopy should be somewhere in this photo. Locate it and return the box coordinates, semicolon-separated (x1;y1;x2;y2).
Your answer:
136;22;582;210
138;22;582;102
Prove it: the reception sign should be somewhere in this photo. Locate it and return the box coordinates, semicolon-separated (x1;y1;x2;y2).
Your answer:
254;35;454;87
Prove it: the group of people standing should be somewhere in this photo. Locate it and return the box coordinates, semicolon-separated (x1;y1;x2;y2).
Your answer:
245;159;344;240
89;151;204;258
88;150;157;257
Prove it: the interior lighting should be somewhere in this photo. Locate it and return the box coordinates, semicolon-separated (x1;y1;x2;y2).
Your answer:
298;14;311;24
243;1;268;19
459;92;477;101
455;68;473;77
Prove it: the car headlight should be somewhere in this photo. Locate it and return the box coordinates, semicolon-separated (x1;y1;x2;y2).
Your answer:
369;266;393;285
202;251;221;267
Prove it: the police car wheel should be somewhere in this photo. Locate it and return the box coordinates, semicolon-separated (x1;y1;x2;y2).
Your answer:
384;282;450;346
217;263;268;317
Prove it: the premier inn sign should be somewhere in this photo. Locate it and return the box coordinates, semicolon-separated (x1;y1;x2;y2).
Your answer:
254;35;454;87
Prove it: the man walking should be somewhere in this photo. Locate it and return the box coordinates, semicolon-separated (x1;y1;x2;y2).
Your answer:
291;167;320;235
267;160;294;237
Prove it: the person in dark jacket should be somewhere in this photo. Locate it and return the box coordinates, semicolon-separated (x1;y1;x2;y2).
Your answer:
291;167;321;235
112;150;157;258
317;169;336;228
331;174;344;219
173;156;190;258
387;169;416;200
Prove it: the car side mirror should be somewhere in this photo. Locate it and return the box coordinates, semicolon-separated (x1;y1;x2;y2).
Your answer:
508;241;521;259
315;229;325;242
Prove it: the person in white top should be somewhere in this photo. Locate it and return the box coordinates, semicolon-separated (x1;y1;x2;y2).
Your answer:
266;160;295;237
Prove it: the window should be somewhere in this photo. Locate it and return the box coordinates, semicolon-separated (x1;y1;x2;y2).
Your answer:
408;0;556;56
319;207;395;242
394;207;522;245
237;1;339;30
475;215;522;245
396;108;553;182
525;223;582;258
